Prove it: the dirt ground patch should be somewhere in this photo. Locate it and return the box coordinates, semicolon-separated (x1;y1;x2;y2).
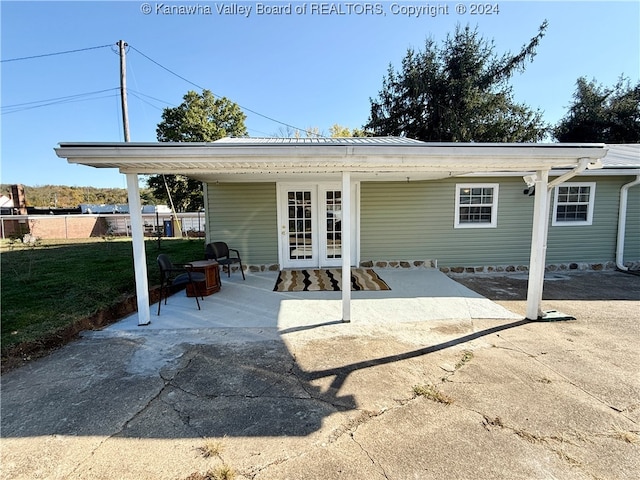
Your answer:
0;286;165;374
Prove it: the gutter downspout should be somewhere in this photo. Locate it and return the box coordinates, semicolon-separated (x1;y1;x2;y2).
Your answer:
525;158;597;320
548;158;594;190
616;175;640;271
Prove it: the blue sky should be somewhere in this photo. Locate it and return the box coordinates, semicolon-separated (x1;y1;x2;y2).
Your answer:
1;0;639;188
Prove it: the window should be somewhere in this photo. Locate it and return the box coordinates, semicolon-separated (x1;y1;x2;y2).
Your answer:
455;184;499;228
552;182;596;226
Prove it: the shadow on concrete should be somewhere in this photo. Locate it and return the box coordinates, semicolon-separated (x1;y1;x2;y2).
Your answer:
299;319;531;394
1;318;530;439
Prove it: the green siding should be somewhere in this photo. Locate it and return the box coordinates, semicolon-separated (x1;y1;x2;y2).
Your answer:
361;175;640;268
204;176;638;269
206;183;278;265
547;176;628;264
361;178;533;266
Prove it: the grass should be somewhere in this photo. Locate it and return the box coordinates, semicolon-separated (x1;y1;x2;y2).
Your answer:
455;350;474;369
609;424;639;444
413;383;454;405
1;237;205;355
208;465;236;480
185;467;236;480
185;466;236;480
199;438;225;458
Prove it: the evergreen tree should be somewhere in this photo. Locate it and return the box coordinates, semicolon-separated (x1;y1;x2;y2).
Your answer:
365;23;549;142
554;76;640;143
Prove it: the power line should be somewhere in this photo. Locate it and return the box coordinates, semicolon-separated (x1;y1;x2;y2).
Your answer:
2;88;120;109
1;43;114;63
2;88;121;114
128;89;176;110
128;45;323;137
3;41;324;136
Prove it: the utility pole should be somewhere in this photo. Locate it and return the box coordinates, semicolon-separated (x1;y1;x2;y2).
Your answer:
118;40;130;142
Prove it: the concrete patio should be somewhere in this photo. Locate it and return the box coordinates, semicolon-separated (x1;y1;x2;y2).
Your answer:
110;268;520;333
2;270;638;480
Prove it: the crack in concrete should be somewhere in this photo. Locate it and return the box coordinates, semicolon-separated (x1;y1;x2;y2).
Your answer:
470;408;597;474
239;452;306;480
69;353;201;478
494;334;636;423
238;405;402;480
66;376;170;478
349;431;390;480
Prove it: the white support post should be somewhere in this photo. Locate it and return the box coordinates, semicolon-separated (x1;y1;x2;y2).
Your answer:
341;171;352;323
126;173;151;326
526;170;551;320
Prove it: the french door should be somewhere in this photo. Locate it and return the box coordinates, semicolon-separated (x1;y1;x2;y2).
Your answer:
278;183;357;269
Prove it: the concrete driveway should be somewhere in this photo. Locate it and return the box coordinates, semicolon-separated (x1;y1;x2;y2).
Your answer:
1;270;638;479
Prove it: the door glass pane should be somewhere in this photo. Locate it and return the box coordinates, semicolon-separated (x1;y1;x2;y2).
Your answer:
325;190;342;259
287;190;313;260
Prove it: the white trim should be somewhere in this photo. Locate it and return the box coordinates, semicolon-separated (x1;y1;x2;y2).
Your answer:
277;184;319;269
460;168;640;178
318;184;345;267
551;182;596;226
55;142;608;176
277;182;359;269
454;183;499;229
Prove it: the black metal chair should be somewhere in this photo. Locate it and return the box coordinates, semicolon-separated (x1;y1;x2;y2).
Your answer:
205;242;245;280
157;254;206;315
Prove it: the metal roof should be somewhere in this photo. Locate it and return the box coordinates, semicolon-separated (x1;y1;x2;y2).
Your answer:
601;144;640;168
215;136;426;146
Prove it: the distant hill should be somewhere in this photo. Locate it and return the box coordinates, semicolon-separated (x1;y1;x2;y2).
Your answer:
0;184;158;208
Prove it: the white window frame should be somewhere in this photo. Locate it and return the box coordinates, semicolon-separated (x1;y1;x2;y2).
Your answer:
454;183;499;229
552;182;596;226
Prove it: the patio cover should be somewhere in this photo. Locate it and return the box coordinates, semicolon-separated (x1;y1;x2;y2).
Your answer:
55;138;608;325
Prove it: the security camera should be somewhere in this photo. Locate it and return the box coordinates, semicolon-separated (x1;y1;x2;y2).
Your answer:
522;175;537;187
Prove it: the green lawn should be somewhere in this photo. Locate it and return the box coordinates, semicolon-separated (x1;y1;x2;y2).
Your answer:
1;237;205;354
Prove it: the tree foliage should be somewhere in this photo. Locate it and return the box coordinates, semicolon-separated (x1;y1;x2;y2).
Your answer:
145;175;204;213
150;90;248;212
554;76;640;143
329;124;367;137
365;23;549;142
273;124;367;138
156;90;248;142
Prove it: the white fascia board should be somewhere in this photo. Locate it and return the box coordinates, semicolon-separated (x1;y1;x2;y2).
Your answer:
55;142;608;175
461;168;640;178
56;142;608;161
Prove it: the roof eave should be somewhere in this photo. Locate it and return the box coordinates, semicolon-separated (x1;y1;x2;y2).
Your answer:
55;142;609;175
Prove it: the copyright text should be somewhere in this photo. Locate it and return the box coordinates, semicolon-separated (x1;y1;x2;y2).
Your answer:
140;2;501;18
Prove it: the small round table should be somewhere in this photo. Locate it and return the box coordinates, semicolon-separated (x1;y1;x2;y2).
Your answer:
186;260;221;297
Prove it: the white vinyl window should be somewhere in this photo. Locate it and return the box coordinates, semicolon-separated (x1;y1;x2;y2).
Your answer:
454;184;499;228
552;182;596;226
